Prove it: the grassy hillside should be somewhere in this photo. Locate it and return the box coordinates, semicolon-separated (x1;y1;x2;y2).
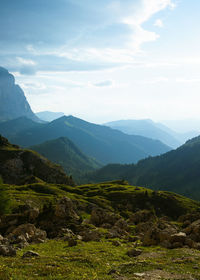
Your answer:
30;137;101;182
84;136;200;200
0;135;74;186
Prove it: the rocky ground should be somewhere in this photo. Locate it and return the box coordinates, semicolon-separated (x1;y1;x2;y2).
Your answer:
0;192;200;279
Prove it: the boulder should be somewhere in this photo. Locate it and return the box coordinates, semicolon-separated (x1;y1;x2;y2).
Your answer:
184;219;200;242
22;251;40;258
8;223;46;244
81;229;102;242
55;197;79;220
0;245;16;256
169;232;187;244
127;248;142;257
90;208;120;227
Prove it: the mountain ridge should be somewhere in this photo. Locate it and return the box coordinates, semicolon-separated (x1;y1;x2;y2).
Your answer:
3;115;171;165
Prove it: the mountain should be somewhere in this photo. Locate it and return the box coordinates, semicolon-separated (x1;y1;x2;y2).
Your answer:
105;119;182;148
0;135;74;186
0;67;39;122
6;115;171;165
30;137;101;181
0;116;42;138
36;111;65;122
84;136;200;200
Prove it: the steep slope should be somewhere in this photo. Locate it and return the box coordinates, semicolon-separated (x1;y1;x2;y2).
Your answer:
10;115;171;164
30;137;101;181
0;67;39;122
0;116;42;138
0;135;74;186
84;136;200;200
105;119;181;148
36;111;65;122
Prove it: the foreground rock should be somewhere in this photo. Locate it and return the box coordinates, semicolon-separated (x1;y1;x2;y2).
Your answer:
7;223;47;246
0;245;16;256
22;251;40;258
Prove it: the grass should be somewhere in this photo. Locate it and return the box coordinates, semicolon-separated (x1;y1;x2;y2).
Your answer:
0;240;200;279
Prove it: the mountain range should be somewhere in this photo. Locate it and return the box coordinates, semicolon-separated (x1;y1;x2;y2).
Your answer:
105;119;199;148
0;115;171;165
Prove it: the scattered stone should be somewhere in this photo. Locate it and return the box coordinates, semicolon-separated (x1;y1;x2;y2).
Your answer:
22;250;40;258
8;223;47;244
127;248;142;257
0;245;16;256
134;273;145;277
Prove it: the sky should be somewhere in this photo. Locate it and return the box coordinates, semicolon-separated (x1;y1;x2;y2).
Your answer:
1;0;200;124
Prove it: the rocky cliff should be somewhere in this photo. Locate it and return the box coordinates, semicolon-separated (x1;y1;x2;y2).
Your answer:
0;67;39;122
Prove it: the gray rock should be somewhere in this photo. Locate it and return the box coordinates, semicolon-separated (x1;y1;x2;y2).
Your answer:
22;250;40;258
127;248;142;257
0;245;16;256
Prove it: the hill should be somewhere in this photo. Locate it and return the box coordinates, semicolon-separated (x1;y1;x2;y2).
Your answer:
0;135;74;186
30;137;101;182
0;67;39;122
6;115;171;165
105;119;182;148
0;116;42;138
84;136;200;200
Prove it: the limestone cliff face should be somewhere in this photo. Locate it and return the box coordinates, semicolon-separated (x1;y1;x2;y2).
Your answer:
0;67;38;121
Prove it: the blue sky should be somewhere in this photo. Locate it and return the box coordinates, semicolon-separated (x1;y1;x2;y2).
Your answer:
1;0;200;123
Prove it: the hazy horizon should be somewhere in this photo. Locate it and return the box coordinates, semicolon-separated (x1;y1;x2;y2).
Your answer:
1;0;200;124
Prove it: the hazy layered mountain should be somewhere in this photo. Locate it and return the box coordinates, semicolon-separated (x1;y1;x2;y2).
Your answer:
85;136;200;200
30;137;101;181
0;116;42;138
105;119;182;148
0;67;39;122
5;115;171;165
36;111;65;122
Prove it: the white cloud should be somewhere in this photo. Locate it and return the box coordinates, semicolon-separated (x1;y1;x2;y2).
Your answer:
154;19;164;27
16;57;36;66
92;80;114;87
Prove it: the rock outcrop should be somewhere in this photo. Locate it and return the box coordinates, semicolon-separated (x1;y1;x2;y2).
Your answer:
0;67;39;122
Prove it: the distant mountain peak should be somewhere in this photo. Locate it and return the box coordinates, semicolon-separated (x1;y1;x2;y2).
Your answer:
0;66;39;122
